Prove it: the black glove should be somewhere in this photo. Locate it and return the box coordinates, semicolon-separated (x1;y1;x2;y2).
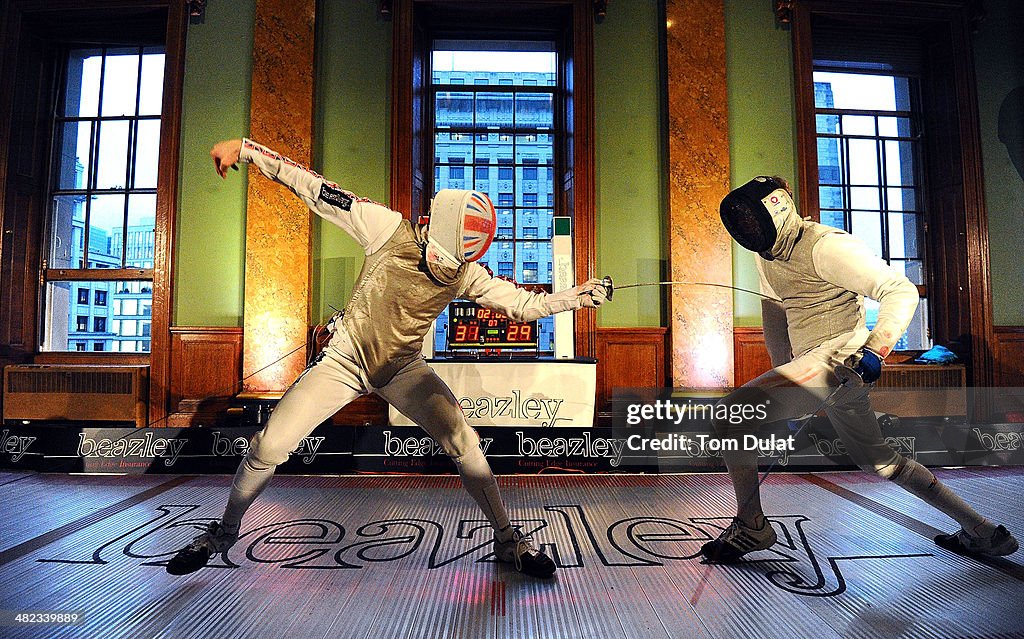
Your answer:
838;347;883;385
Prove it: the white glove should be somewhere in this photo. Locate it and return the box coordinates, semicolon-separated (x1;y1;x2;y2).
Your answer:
575;278;608;308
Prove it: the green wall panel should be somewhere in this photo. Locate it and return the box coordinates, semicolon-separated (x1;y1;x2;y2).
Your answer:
724;0;797;327
594;0;666;327
974;0;1024;326
175;0;255;326
312;1;392;323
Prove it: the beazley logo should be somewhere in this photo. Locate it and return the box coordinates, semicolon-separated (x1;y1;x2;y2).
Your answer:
972;428;1022;451
77;432;187;467
458;390;566;426
1;429;37;463
383;431;493;457
808;433;917;460
517;431;629;467
211;431;326;464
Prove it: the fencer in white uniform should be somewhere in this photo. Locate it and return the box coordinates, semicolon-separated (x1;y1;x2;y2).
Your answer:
702;176;1018;563
167;138;608;578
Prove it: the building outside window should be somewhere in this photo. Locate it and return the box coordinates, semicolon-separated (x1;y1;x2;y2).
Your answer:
43;45;163;353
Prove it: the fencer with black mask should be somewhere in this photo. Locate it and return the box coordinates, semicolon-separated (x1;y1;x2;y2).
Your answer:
702;175;1018;563
166;138;609;578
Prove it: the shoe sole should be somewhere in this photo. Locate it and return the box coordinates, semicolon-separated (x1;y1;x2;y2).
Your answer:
934;534;1019;558
700;531;778;564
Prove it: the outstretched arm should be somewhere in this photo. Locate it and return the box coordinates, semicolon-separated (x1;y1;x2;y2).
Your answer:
813;232;919;358
211;138;401;254
458;264;607;322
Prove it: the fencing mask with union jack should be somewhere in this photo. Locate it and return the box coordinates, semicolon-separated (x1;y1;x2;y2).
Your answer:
425;189;496;283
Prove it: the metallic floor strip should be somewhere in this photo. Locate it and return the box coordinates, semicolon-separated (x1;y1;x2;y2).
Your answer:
0;472;35;488
0;475;194;567
799;473;1024;583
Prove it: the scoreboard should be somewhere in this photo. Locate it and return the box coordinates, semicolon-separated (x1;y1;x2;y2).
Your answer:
447;301;538;350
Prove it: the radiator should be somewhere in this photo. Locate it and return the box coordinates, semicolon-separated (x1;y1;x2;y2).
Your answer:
872;363;967;417
3;365;148;427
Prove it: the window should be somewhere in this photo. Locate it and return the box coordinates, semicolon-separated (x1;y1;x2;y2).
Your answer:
811;66;933;350
43;46;164;352
92;342;104;351
813;70;928;350
792;4;998;379
76;316;88;332
94;317;106;333
77;288;89;304
430;38;560;352
522;261;539;283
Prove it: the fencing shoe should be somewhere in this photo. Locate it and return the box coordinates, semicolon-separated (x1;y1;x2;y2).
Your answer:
494;528;556;579
935;525;1019;557
166;521;238;575
700;517;778;564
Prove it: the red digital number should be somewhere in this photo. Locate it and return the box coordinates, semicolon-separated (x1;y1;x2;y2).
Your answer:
478;308;491;319
520;324;532;341
455;324;467;342
508;324;519;341
467;325;479;341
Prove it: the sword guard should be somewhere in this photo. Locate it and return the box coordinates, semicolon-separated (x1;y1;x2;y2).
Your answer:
601;275;614;301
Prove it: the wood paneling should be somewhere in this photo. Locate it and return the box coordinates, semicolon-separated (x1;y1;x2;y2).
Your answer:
733;327;772;387
595;327;668;420
994;326;1024;387
148;0;187;426
168;327;243;427
168;326;389;428
0;23;51;371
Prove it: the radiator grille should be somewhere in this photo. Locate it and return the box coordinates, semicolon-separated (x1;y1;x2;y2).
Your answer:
876;365;966;388
6;370;134;395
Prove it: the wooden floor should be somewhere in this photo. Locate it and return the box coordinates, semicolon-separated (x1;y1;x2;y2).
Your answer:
1;469;1023;639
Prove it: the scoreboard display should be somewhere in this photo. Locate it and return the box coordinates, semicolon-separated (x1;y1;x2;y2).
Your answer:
447;301;538;350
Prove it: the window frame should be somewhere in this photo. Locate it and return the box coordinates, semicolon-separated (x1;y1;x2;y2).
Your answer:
390;0;598;356
790;0;994;384
42;43;164;353
0;1;187;423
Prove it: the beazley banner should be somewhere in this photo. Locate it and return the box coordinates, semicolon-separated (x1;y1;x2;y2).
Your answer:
388;360;597;427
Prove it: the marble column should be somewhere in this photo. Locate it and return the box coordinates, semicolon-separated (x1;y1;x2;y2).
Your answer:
243;0;316;392
665;0;734;387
